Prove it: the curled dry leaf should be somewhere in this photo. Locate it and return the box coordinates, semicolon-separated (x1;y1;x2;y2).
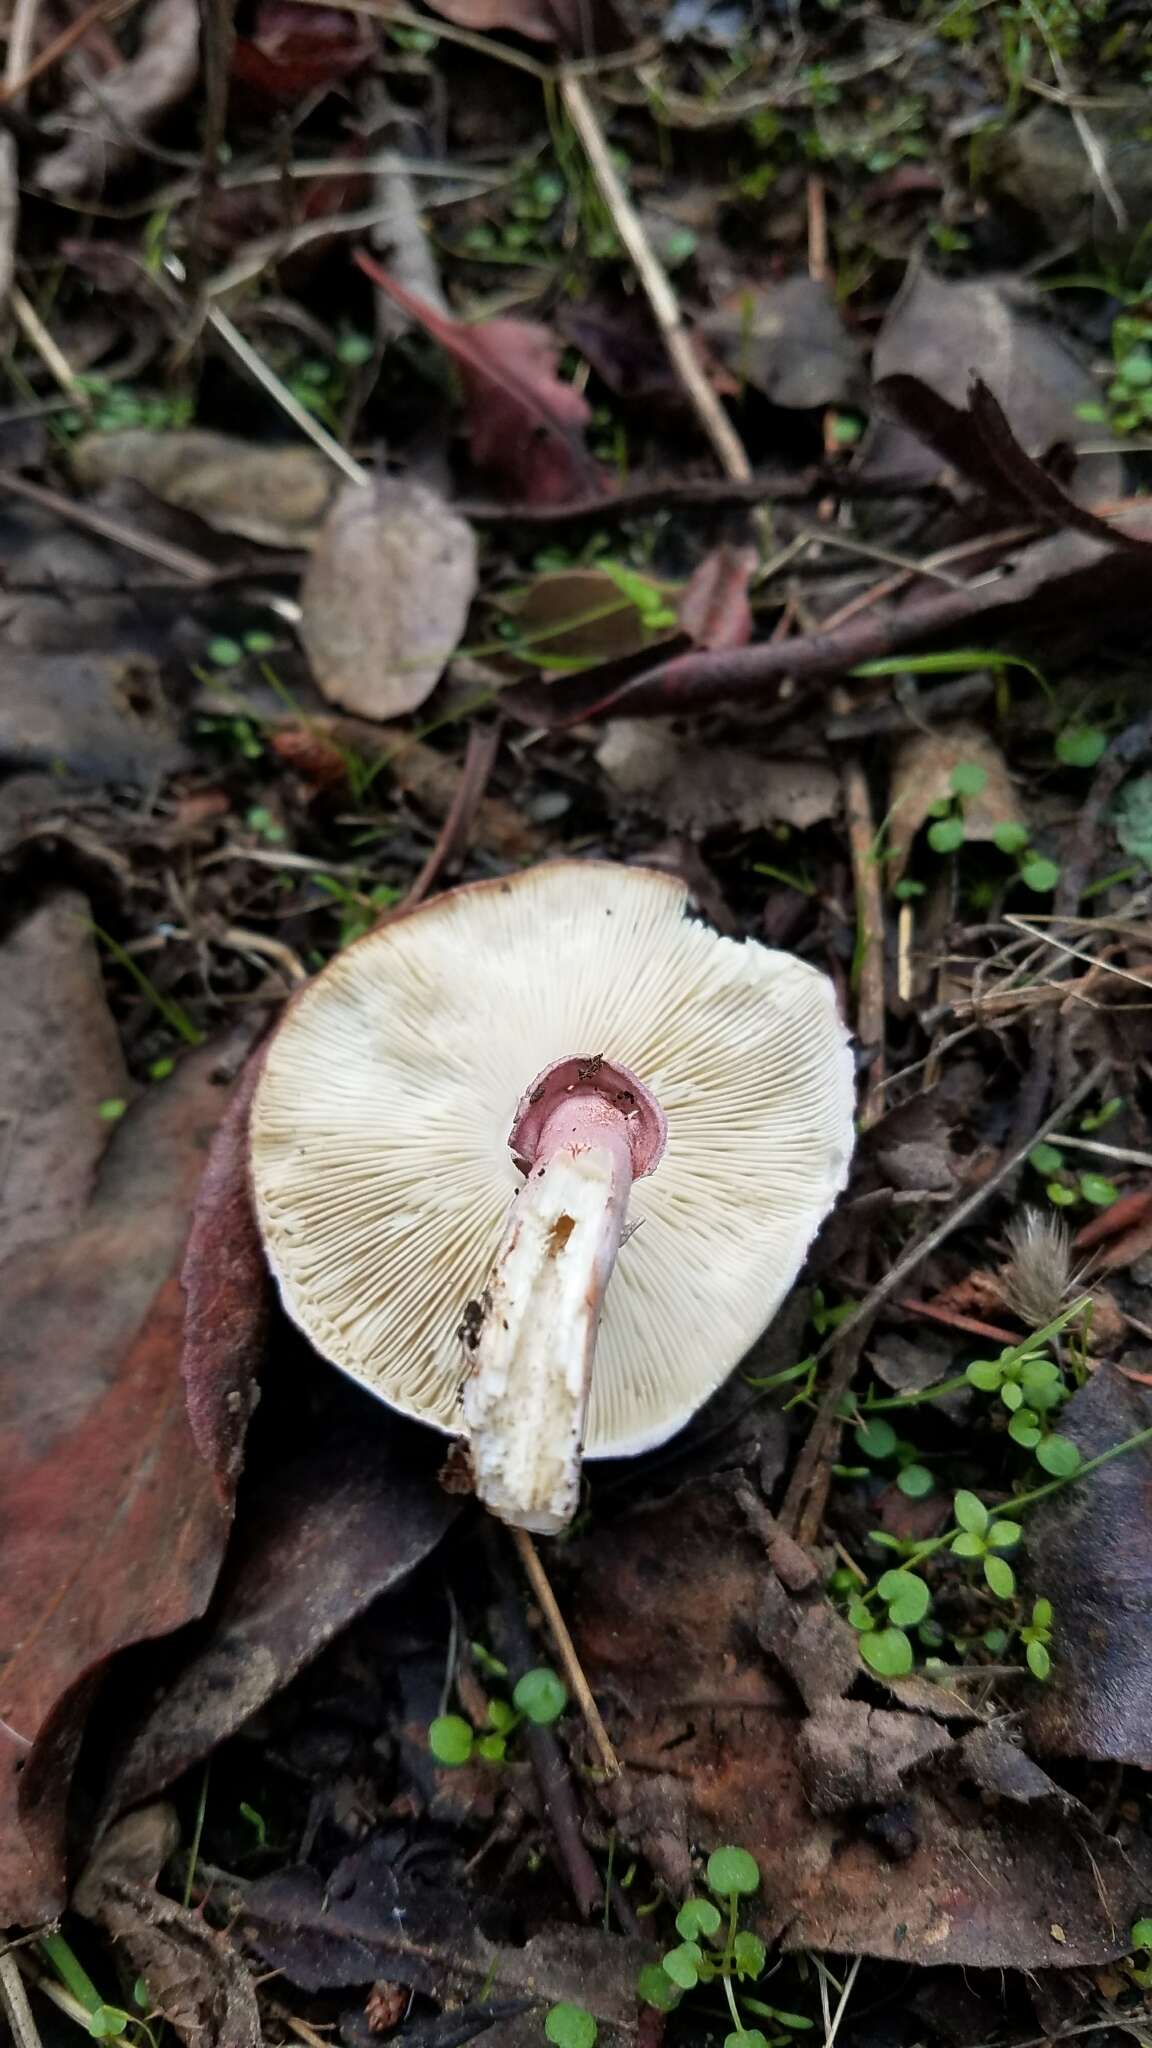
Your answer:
72;430;338;549
357;257;606;507
677;542;757;651
1025;1367;1152;1768
597;720;839;835
887;721;1026;882
865;268;1122;500
35;0;200;196
0;1010;266;1925
301;479;478;719
75;1807;261;2048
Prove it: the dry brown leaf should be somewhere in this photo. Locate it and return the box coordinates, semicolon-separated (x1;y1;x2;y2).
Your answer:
0;893;128;1258
75;1807;261;2048
866;269;1122;499
72;430;338;548
887;721;1026;882
300;479;477;719
677;543;756;651
702;276;861;410
597;721;839;835
36;0;200;196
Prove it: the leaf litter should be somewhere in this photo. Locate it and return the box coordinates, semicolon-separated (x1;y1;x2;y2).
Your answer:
5;7;1152;2048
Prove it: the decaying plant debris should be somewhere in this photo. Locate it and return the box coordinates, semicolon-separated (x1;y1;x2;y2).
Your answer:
3;4;1152;2048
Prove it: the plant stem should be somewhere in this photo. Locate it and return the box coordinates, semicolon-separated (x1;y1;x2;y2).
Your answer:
906;1421;1152;1569
721;1892;743;2037
37;1936;103;2017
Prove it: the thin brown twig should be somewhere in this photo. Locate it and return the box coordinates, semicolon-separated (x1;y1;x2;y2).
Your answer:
0;1950;43;2048
0;0;134;103
510;1526;620;1781
559;72;751;483
838;743;887;1127
399;721;503;913
0;466;219;580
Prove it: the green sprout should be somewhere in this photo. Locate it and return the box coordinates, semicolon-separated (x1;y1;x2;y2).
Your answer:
429;1665;568;1767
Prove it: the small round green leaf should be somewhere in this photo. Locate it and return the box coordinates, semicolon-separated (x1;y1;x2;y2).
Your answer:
965;1359;1003;1391
1131;1919;1152;1953
1028;1143;1064;1175
676;1898;722;1941
428;1715;474;1765
993;820;1030;855
950;761;988;797
984;1554;1016;1598
1055;726;1107;768
1035;1434;1082;1477
1027;1639;1052;1681
1020;856;1061;893
1079;1173;1119;1207
847;1597;874;1632
207;637;244;668
854;1417;898;1460
707;1846;761;1897
897;1463;934;1498
725;2033;771;2048
859;1626;914;1676
488;1698;516;1733
927;815;965;854
475;1733;507;1762
661;1945;701;1990
1047;1181;1077;1206
1000;1381;1024;1412
953;1490;989;1534
546;2006;597;2048
1032;1598;1053;1628
733;1931;766;1980
877;1570;931;1626
983;1627;1008;1654
636;1966;681;2013
951;1532;986;1559
1008;1412;1042;1448
513;1668;568;1725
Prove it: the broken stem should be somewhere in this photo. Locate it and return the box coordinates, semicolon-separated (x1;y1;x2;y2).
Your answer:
510;1527;620;1781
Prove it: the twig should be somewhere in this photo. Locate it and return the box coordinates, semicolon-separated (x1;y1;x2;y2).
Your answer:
0;466;218;580
485;1527;603;1920
1022;0;1126;234
835;722;886;1127
1047;1133;1152;1169
203;304;369;485
0;0;133;103
559;73;751;483
779;1308;877;1543
0;1950;43;2048
509;1527;620;1781
185;0;236;303
399;722;502;913
10;284;90;403
457;466;939;523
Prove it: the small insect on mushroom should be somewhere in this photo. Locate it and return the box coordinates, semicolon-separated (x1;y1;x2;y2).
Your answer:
249;862;856;1535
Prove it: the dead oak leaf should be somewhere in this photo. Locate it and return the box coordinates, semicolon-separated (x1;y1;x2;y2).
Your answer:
887;721;1026;883
356;256;607;507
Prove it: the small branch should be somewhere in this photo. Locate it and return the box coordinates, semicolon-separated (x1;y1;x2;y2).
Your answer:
399;721;502;913
559;73;750;483
0;466;219;580
835;724;886;1127
204;305;369;485
0;1950;43;2048
0;0;132;104
11;285;90;404
509;1527;620;1781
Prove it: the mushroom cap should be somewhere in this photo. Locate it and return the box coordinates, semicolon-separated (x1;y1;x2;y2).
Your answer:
249;861;855;1457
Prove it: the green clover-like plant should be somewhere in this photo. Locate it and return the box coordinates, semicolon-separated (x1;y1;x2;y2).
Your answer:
1021;1598;1054;1680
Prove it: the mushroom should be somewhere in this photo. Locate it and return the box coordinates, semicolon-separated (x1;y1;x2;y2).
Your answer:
250;861;855;1533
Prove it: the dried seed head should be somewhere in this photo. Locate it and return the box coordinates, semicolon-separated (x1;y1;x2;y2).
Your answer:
999;1208;1082;1329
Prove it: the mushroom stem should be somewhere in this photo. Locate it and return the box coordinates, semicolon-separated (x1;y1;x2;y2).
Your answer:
463;1056;666;1535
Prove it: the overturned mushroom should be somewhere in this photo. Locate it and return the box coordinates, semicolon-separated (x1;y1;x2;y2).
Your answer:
250;862;855;1532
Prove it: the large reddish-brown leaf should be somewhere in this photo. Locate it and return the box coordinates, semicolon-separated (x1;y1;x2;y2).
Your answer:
356;255;607;507
677;543;756;651
231;0;375;100
0;1019;266;1926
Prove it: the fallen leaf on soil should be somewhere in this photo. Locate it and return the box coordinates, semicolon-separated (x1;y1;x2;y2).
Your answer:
0;1019;265;1925
0;893;129;1258
75;1806;261;2048
245;1840;646;2038
356;257;606;507
505;568;676;671
566;1478;1152;1965
677;543;756;650
109;1416;460;1810
702;276;861;410
887;722;1026;882
0;650;189;785
984;104;1152;260
1025;1366;1152;1768
72;430;338;548
300;480;477;719
865;268;1122;499
231;0;375;99
35;0;200;196
596;720;839;834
